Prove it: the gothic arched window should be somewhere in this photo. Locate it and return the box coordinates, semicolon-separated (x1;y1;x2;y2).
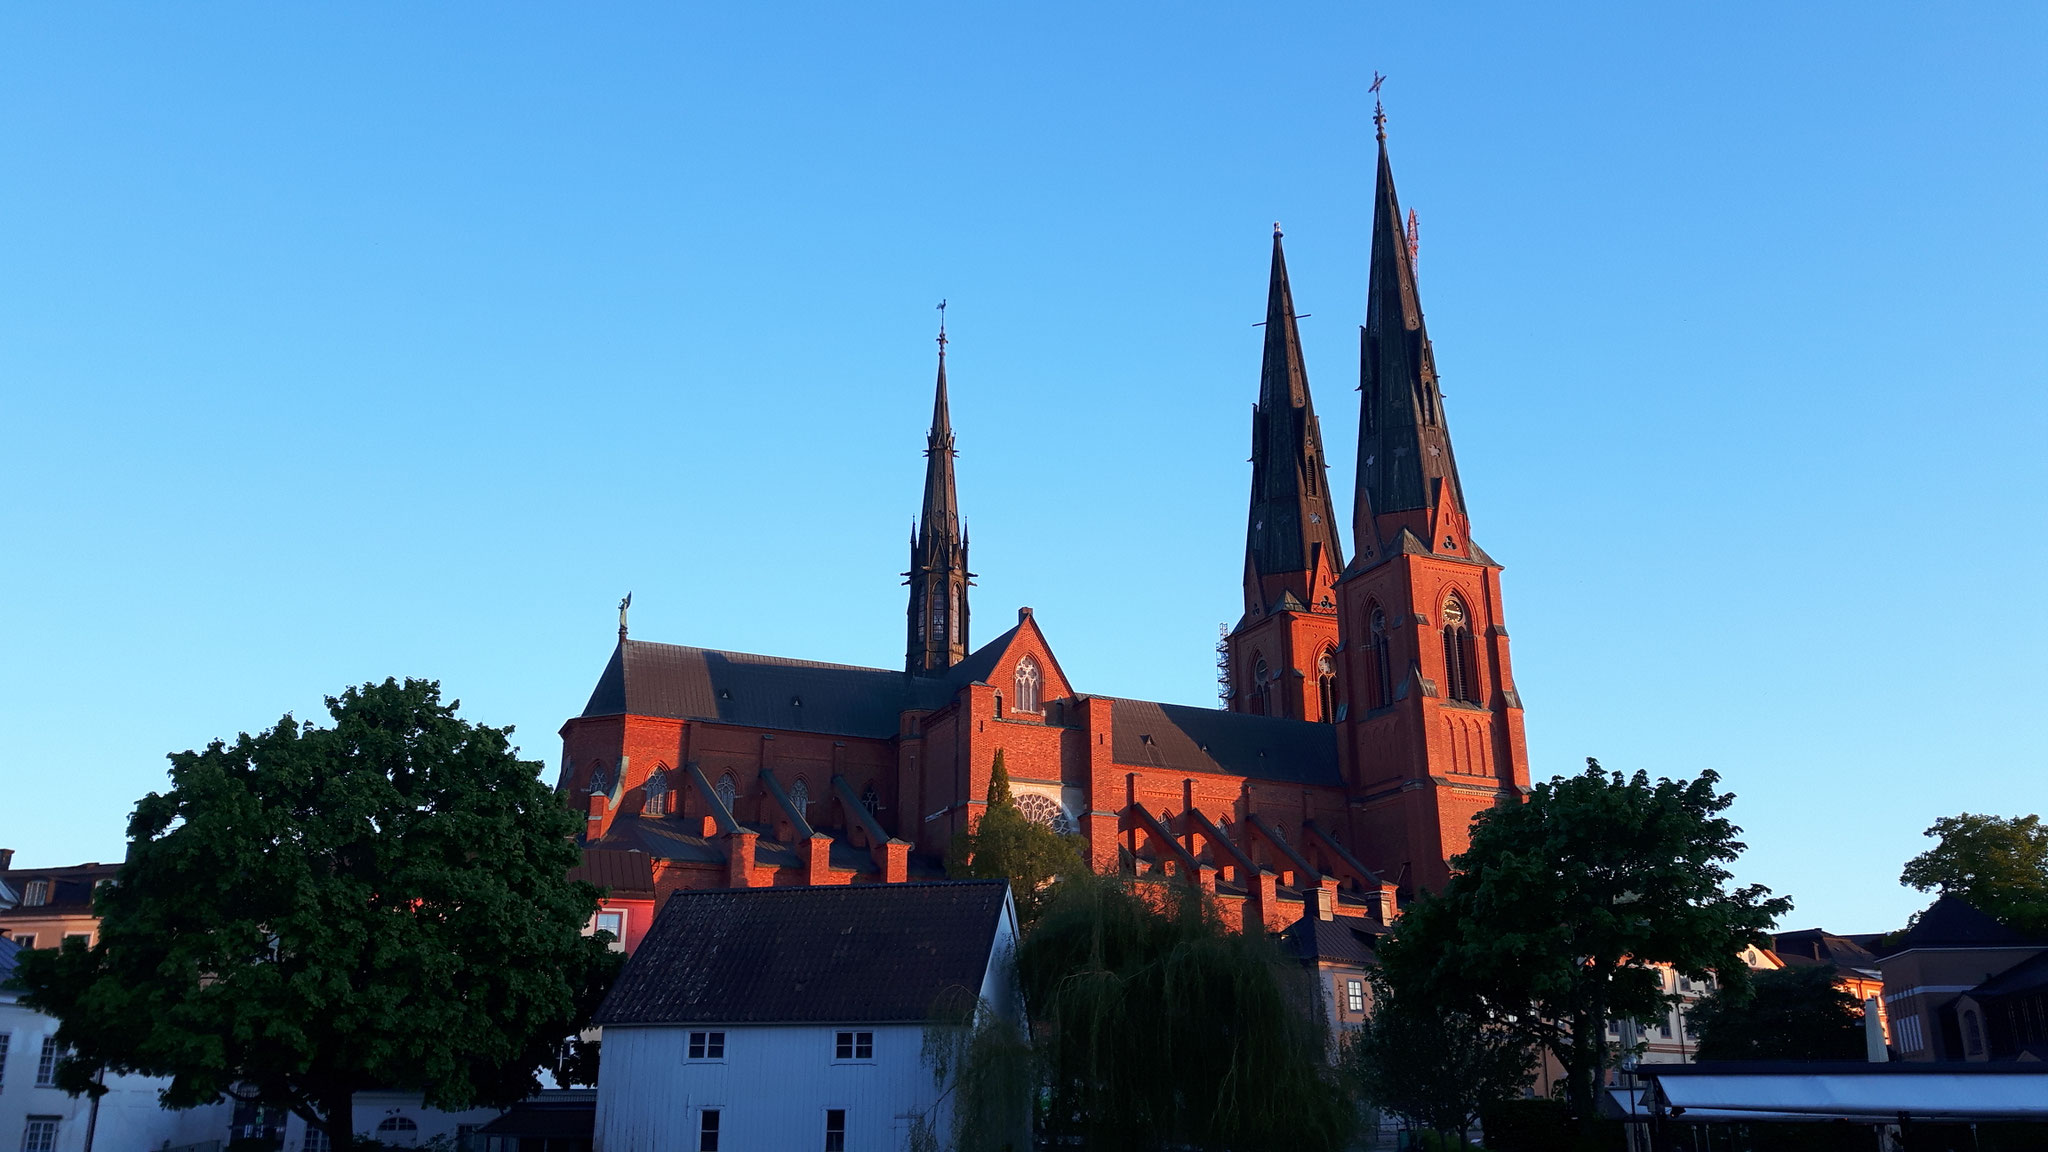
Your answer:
1016;793;1075;836
1251;656;1271;716
1317;649;1338;723
1441;594;1480;704
586;760;609;795
641;769;669;817
1015;657;1042;714
788;777;810;816
861;783;882;816
1368;605;1393;709
714;772;738;815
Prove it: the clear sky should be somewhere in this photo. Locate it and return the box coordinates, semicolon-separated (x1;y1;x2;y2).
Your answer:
3;3;2043;935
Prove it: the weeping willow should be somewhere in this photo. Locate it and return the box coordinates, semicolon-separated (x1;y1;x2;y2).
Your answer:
913;989;1036;1152
1014;872;1356;1152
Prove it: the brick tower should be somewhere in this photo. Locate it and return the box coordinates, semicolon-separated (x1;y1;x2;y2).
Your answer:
1336;122;1530;894
905;318;974;674
1226;227;1346;721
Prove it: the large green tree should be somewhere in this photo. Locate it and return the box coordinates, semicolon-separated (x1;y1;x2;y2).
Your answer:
1338;973;1533;1146
1687;964;1866;1062
1015;874;1354;1152
946;749;1085;927
14;679;621;1149
1379;759;1790;1120
1900;813;2048;936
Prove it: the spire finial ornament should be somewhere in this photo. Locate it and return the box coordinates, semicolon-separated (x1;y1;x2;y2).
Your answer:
617;591;632;641
936;299;948;361
1370;71;1387;140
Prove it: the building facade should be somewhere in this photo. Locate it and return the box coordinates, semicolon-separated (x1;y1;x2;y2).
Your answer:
558;125;1530;927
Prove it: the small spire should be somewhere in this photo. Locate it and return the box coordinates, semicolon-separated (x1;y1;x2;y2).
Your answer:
617;591;632;641
936;298;948;362
1370;71;1387;141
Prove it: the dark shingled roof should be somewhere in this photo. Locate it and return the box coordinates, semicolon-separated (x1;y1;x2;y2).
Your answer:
1968;949;2048;1001
1773;928;1882;972
580;633;1022;738
569;849;655;899
1281;913;1384;965
475;1093;594;1140
1886;895;2034;955
1109;699;1341;787
595;880;1011;1027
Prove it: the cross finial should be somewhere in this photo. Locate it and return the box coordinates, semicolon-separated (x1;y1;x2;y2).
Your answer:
1370;71;1387;140
617;591;632;641
936;299;948;360
1273;220;1283;239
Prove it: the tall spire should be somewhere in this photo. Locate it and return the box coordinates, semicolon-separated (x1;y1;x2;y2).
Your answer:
1243;226;1344;618
1352;127;1472;567
906;303;973;674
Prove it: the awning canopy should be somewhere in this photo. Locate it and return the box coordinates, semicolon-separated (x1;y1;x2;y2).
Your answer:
1638;1063;2048;1123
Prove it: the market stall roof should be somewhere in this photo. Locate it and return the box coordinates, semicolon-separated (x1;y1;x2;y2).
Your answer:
1637;1062;2048;1122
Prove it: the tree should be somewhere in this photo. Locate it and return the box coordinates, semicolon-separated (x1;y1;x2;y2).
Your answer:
14;679;622;1150
1687;964;1866;1062
1338;973;1534;1147
1379;759;1790;1121
1900;813;2048;936
1015;873;1354;1152
947;750;1085;927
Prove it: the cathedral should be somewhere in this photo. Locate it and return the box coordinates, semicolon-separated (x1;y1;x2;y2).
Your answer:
556;124;1529;932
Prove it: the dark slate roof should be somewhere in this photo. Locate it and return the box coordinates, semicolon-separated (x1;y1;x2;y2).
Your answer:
0;936;19;986
580;633;1023;738
1969;949;2048;1002
590;816;948;879
569;849;656;898
0;862;119;916
1887;895;2033;954
1773;928;1882;971
595;880;1010;1027
476;1093;594;1139
1281;913;1383;965
1109;699;1341;787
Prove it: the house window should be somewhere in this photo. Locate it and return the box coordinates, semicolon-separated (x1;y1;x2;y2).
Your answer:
688;1032;726;1060
10;935;32;951
0;1035;9;1091
36;1038;60;1086
824;1109;846;1152
304;1126;332;1152
20;1119;59;1152
23;881;49;907
593;911;625;950
1345;979;1365;1014
698;1110;720;1152
1317;650;1338;723
63;934;89;947
1964;1010;1984;1056
375;1118;418;1149
642;770;669;817
714;774;738;814
789;777;810;816
1657;1017;1673;1040
1014;658;1042;714
1441;595;1480;704
834;1031;873;1060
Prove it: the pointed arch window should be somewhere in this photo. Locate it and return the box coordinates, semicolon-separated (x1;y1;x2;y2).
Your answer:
1317;649;1338;723
714;772;738;815
1251;656;1271;716
1368;607;1394;709
1441;595;1480;704
642;769;670;817
788;777;810;816
861;783;883;817
587;760;609;795
1014;657;1042;714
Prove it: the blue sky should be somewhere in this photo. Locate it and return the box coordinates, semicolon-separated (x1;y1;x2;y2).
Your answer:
3;3;2042;934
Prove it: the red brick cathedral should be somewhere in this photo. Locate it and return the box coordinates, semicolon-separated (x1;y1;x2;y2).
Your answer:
557;127;1529;932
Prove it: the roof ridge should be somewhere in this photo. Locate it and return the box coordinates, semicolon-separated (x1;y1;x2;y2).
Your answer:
625;638;909;678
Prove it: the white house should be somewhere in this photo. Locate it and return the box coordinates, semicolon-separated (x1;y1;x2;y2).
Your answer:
591;879;1020;1152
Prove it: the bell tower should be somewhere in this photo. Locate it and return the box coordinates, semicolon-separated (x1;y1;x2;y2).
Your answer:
1226;227;1346;721
1335;117;1530;894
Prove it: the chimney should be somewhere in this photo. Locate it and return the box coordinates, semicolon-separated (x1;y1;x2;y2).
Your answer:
0;848;13;871
1018;606;1033;622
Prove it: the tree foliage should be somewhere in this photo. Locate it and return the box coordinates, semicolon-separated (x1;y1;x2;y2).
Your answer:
1015;873;1354;1152
946;750;1085;927
1901;813;2048;936
913;992;1035;1152
1379;759;1790;1120
1687;963;1866;1062
1338;972;1533;1144
13;679;622;1149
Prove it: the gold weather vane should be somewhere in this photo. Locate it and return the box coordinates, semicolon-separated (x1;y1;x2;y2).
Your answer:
1370;71;1387;138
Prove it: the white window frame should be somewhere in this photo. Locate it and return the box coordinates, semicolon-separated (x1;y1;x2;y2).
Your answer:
21;1117;60;1152
686;1031;726;1061
36;1038;59;1086
833;1031;873;1061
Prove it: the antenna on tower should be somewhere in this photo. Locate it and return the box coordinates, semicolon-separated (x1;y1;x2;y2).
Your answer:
1406;208;1420;273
